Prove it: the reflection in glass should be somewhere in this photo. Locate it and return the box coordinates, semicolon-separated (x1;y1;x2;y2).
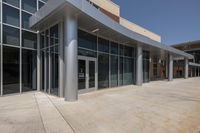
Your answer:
119;57;123;85
98;38;109;53
3;0;19;7
22;11;31;29
78;60;86;90
22;0;37;13
98;53;109;89
22;30;37;49
3;46;20;94
111;55;118;87
89;61;95;88
3;4;19;27
123;58;133;85
3;25;20;46
22;49;37;92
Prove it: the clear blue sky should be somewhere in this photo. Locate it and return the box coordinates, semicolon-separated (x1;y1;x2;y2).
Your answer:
113;0;200;45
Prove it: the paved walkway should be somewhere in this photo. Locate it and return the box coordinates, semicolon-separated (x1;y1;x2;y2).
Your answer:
0;78;200;133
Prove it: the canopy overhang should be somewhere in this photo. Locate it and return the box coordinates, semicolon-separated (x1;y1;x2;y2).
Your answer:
30;0;194;59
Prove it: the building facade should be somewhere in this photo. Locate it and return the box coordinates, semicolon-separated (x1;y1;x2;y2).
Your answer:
0;0;193;101
172;40;200;78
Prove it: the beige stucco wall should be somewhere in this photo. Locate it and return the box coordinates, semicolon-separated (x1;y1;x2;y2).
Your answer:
120;17;161;42
90;0;120;16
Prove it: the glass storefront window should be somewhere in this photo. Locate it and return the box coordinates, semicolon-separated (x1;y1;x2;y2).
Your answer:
110;42;118;55
3;4;20;27
98;37;109;53
3;0;19;7
78;30;97;50
22;49;37;92
22;11;31;30
123;58;133;85
124;46;133;57
22;0;37;13
3;25;20;46
22;30;37;49
3;46;20;95
98;53;109;89
111;55;118;87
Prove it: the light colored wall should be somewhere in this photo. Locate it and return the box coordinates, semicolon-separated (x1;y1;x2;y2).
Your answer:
120;17;161;42
90;0;120;16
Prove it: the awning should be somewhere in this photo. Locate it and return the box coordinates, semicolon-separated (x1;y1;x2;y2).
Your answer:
30;0;194;59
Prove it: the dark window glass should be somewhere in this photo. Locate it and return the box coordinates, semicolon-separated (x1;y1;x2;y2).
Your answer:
3;0;19;7
40;32;45;48
41;0;48;2
98;53;109;89
110;42;118;55
3;4;19;27
78;60;86;90
39;1;45;9
3;46;20;94
119;57;123;85
3;25;20;46
41;50;45;91
78;48;97;58
123;58;133;85
120;45;123;56
124;46;133;57
22;0;37;13
22;30;37;49
78;30;97;50
50;25;58;46
45;30;49;48
22;49;37;92
111;55;118;87
98;37;109;53
50;46;59;96
22;11;31;29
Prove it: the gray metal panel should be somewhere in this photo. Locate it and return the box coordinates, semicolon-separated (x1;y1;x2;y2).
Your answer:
30;0;193;59
189;62;200;67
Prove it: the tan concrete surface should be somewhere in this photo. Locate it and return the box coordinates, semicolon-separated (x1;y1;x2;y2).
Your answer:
0;78;200;133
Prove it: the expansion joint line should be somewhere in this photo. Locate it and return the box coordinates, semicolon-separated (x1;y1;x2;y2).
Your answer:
34;93;47;133
45;94;76;133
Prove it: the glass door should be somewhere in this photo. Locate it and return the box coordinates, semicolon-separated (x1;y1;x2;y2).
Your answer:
78;56;97;93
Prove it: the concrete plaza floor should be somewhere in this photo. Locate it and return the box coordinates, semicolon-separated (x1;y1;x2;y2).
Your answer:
0;78;200;133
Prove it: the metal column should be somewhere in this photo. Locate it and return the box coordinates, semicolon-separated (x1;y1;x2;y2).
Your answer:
136;45;143;86
168;54;173;81
64;11;78;101
184;58;188;79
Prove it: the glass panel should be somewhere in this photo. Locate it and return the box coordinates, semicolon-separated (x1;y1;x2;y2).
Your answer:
78;60;86;90
119;57;123;85
50;25;58;46
123;58;133;85
78;48;97;58
22;11;31;30
110;42;118;55
78;30;97;50
3;4;19;27
46;48;49;92
50;46;59;96
22;0;37;13
39;1;45;9
98;53;109;89
111;55;118;87
45;30;49;48
89;61;95;88
143;59;149;83
3;0;19;7
3;25;20;46
40;32;45;48
41;50;45;91
22;49;37;92
3;46;20;94
22;30;37;49
119;45;123;56
98;37;109;53
124;46;133;57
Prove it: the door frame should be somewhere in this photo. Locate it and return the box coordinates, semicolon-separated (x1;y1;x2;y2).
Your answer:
78;56;98;94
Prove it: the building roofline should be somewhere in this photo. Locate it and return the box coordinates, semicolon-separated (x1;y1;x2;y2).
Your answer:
30;0;194;59
171;40;200;47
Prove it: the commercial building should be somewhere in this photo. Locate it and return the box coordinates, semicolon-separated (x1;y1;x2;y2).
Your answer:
0;0;193;101
172;40;200;78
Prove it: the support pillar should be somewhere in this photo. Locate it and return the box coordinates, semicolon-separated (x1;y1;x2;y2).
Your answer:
64;12;78;101
59;22;64;97
168;54;173;81
184;58;188;79
136;45;143;86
